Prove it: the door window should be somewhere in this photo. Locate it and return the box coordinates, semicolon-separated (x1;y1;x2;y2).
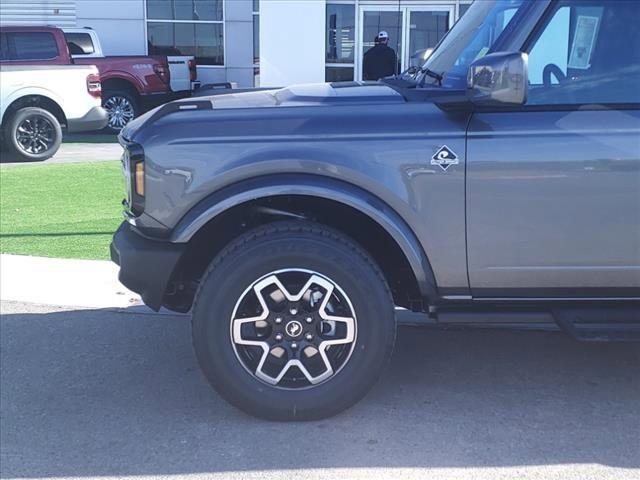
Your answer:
526;0;640;105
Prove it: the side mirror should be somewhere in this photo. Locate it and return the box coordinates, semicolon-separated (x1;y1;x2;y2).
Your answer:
467;52;528;106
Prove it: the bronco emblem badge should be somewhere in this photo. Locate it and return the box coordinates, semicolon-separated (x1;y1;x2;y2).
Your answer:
285;320;303;338
431;145;459;171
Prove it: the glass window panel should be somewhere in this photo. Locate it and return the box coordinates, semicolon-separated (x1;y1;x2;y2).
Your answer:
9;32;59;60
253;14;260;64
326;4;355;64
0;33;9;61
195;23;224;65
459;3;472;19
147;0;173;19
64;33;95;55
408;11;449;68
147;22;223;65
253;0;259;13
147;22;176;54
526;0;640;105
174;0;223;21
326;66;354;82
361;11;402;78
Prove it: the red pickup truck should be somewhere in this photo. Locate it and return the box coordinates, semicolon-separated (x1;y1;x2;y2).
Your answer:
0;26;197;132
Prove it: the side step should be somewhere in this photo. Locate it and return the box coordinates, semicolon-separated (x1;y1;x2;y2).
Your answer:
554;307;640;342
395;305;640;342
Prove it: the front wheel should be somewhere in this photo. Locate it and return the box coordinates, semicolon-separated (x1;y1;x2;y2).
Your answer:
4;107;62;162
192;222;396;420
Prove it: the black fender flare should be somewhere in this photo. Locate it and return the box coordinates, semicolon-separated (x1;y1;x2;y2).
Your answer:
170;174;438;302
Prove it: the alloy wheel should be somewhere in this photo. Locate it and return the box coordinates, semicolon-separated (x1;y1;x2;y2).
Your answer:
104;95;135;130
15;115;56;155
230;269;358;389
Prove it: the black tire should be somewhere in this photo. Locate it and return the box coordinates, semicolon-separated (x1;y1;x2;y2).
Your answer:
102;90;139;133
3;107;62;162
192;221;396;421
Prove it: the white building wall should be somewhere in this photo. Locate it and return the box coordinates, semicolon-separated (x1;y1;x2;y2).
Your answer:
75;0;146;56
260;0;326;87
0;1;76;26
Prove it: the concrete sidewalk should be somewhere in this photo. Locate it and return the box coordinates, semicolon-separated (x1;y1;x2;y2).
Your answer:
0;254;141;309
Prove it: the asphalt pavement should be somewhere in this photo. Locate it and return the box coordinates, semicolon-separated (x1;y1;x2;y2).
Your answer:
0;136;121;165
1;300;639;480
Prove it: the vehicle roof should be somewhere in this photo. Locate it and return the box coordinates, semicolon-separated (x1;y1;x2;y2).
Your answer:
0;25;63;33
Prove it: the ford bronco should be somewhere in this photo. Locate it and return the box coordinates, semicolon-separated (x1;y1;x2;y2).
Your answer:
111;0;640;420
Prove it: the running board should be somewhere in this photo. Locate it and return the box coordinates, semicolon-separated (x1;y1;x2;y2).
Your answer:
395;305;640;341
554;307;640;342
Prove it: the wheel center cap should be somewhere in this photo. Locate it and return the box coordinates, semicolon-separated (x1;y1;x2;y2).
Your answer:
285;320;303;338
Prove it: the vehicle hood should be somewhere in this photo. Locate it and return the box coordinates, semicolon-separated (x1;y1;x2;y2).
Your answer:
208;82;405;108
121;82;405;141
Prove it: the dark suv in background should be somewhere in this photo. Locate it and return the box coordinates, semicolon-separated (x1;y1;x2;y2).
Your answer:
112;0;640;420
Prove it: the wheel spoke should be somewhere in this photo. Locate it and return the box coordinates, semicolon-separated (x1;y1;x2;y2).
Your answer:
230;270;357;389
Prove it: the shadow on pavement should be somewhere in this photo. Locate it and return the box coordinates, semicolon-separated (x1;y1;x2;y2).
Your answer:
1;305;639;478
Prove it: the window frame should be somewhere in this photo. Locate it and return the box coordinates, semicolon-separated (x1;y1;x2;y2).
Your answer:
144;0;226;68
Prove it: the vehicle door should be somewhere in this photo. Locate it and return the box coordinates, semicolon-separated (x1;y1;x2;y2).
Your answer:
466;0;640;297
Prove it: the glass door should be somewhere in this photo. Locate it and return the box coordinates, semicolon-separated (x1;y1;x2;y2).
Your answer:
405;7;454;70
356;5;454;81
357;6;404;81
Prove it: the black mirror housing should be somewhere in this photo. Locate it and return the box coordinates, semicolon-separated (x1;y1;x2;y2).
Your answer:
467;52;529;106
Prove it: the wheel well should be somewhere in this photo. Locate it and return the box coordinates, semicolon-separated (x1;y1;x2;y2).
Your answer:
165;195;425;313
101;78;139;99
2;95;66;127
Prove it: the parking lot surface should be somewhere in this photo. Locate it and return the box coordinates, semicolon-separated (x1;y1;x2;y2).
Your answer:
0;139;121;165
1;300;639;480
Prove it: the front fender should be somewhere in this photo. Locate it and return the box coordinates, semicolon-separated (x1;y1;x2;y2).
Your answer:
170;174;438;301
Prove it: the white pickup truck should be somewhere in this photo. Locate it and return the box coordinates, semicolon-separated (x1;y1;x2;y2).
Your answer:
0;65;108;161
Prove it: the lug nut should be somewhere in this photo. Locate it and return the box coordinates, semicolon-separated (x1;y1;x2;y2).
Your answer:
305;317;313;324
291;342;298;349
275;317;283;324
275;333;283;341
305;333;313;341
290;307;298;315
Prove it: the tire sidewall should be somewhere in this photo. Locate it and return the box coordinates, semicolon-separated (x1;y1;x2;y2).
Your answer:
192;228;395;420
7;107;62;162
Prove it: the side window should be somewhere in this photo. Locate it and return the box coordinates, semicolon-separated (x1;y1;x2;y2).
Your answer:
64;33;95;55
8;32;59;61
526;0;640;105
0;33;8;61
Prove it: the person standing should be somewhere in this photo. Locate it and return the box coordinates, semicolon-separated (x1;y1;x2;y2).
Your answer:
362;31;400;81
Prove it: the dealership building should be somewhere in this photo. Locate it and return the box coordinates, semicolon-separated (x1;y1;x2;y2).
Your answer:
0;0;472;87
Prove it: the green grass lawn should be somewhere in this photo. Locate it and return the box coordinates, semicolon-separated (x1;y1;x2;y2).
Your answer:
0;161;123;260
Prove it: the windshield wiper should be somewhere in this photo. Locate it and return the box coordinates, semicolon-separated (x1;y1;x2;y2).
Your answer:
418;68;444;87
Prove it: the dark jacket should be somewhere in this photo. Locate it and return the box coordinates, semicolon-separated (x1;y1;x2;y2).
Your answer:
362;44;400;81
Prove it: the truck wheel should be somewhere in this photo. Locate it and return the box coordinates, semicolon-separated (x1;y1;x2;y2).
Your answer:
192;221;396;421
103;90;138;133
4;107;62;162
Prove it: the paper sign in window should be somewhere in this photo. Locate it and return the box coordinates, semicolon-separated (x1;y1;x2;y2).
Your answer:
568;15;599;70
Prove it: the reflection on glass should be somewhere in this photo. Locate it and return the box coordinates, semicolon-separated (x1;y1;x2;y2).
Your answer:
326;4;355;64
326;66;355;82
147;22;224;65
147;0;223;21
408;11;449;68
361;10;402;64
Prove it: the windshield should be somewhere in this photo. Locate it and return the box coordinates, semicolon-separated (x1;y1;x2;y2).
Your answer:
419;0;526;88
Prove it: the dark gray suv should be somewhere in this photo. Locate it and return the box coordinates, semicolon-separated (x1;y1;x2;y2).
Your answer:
111;0;640;420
